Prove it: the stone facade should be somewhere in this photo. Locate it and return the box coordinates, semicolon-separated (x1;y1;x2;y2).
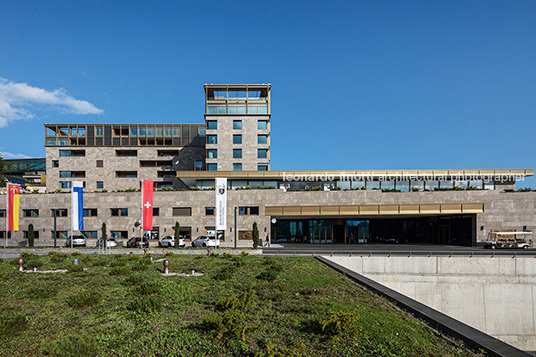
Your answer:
205;115;270;171
1;189;535;247
46;146;205;192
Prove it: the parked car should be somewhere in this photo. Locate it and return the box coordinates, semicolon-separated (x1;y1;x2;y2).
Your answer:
127;237;149;248
158;235;186;248
65;235;86;247
191;235;220;248
96;238;118;247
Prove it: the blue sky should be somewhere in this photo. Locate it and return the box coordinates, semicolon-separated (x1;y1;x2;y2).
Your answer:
1;1;535;187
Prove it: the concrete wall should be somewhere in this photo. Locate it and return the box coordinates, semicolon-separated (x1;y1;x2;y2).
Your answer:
325;255;536;351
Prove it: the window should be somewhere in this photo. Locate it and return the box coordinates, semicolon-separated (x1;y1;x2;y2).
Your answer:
258;135;268;144
258;165;268;171
23;209;39;217
59;150;85;157
116;171;138;178
60;181;71;189
233;149;242;159
153;207;159;216
233;163;242;171
195;160;203;170
96;127;103;135
83;209;98;217
111;231;128;239
233;135;242;144
248;105;268;114
82;231;98;239
239;206;259;215
199;128;206;136
96;160;103;168
111;208;128;217
116;150;137;157
229;105;246;114
52;160;59;168
233;120;242;130
173;207;192;216
130;127;138;136
208;163;217;171
0;210;5;218
24;231;39;239
207;149;218;159
207;121;217;130
52;231;68;239
258;149;268;159
207;135;217;144
258;121;268;130
52;209;68;217
97;181;104;189
205;207;215;215
60;171;70;178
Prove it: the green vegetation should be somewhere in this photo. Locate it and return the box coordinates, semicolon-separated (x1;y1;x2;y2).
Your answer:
0;254;481;356
27;224;35;247
252;221;260;249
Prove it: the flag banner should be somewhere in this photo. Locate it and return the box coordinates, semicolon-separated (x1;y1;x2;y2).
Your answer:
71;181;84;231
215;178;227;230
7;184;21;231
142;180;154;231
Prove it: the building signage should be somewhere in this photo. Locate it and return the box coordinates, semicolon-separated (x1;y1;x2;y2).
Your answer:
215;178;227;230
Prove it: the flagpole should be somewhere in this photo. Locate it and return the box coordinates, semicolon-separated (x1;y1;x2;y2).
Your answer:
5;187;7;248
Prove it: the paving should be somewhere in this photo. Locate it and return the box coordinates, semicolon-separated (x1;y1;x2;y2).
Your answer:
263;243;536;256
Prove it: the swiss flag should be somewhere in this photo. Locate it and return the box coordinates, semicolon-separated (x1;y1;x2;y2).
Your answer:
142;180;154;230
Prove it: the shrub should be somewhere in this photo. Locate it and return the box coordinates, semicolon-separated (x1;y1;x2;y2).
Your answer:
109;266;130;276
321;310;360;339
91;259;106;267
123;274;144;286
66;290;101;309
256;270;278;281
49;252;68;263
127;295;162;313
66;264;84;273
203;289;256;340
240;251;249;257
252;222;259;249
213;264;237;281
109;259;127;267
27;224;35;247
46;334;98;357
20;253;43;269
26;285;59;300
135;282;161;295
70;252;81;256
164;251;174;257
0;312;27;335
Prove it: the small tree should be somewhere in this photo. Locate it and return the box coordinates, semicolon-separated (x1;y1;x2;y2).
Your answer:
101;222;107;240
0;154;5;187
28;224;35;247
174;221;180;240
252;222;259;249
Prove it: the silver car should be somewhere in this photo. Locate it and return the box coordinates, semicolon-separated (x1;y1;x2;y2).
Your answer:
66;235;86;247
191;235;220;248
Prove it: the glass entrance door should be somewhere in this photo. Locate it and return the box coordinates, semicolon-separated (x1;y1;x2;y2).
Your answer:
313;226;327;243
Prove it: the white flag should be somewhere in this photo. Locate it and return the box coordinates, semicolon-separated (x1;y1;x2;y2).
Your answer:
215;178;227;230
71;181;84;231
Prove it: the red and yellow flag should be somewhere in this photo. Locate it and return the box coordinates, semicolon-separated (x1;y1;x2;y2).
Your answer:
8;184;21;231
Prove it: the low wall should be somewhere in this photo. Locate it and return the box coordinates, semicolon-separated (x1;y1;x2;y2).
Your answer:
325;255;536;351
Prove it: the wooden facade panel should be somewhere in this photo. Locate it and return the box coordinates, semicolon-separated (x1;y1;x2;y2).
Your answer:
462;203;484;213
264;207;282;216
339;205;359;215
420;204;441;214
399;204;420;214
282;206;302;215
441;204;462;214
302;206;320;215
320;206;339;215
359;205;379;215
379;205;399;215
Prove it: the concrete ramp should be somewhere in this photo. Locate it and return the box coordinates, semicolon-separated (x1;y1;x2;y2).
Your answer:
324;255;536;351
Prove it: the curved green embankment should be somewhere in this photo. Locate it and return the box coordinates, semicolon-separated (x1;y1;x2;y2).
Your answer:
0;253;482;356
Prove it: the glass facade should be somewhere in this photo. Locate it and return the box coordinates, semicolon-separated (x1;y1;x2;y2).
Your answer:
258;121;268;130
233;120;242;129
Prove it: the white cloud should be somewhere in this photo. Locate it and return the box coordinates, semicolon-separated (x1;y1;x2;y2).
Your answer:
0;77;104;127
0;151;33;159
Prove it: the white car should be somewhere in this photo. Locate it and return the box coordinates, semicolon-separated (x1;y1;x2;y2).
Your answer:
192;235;220;248
66;235;86;247
158;235;185;248
96;238;118;247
